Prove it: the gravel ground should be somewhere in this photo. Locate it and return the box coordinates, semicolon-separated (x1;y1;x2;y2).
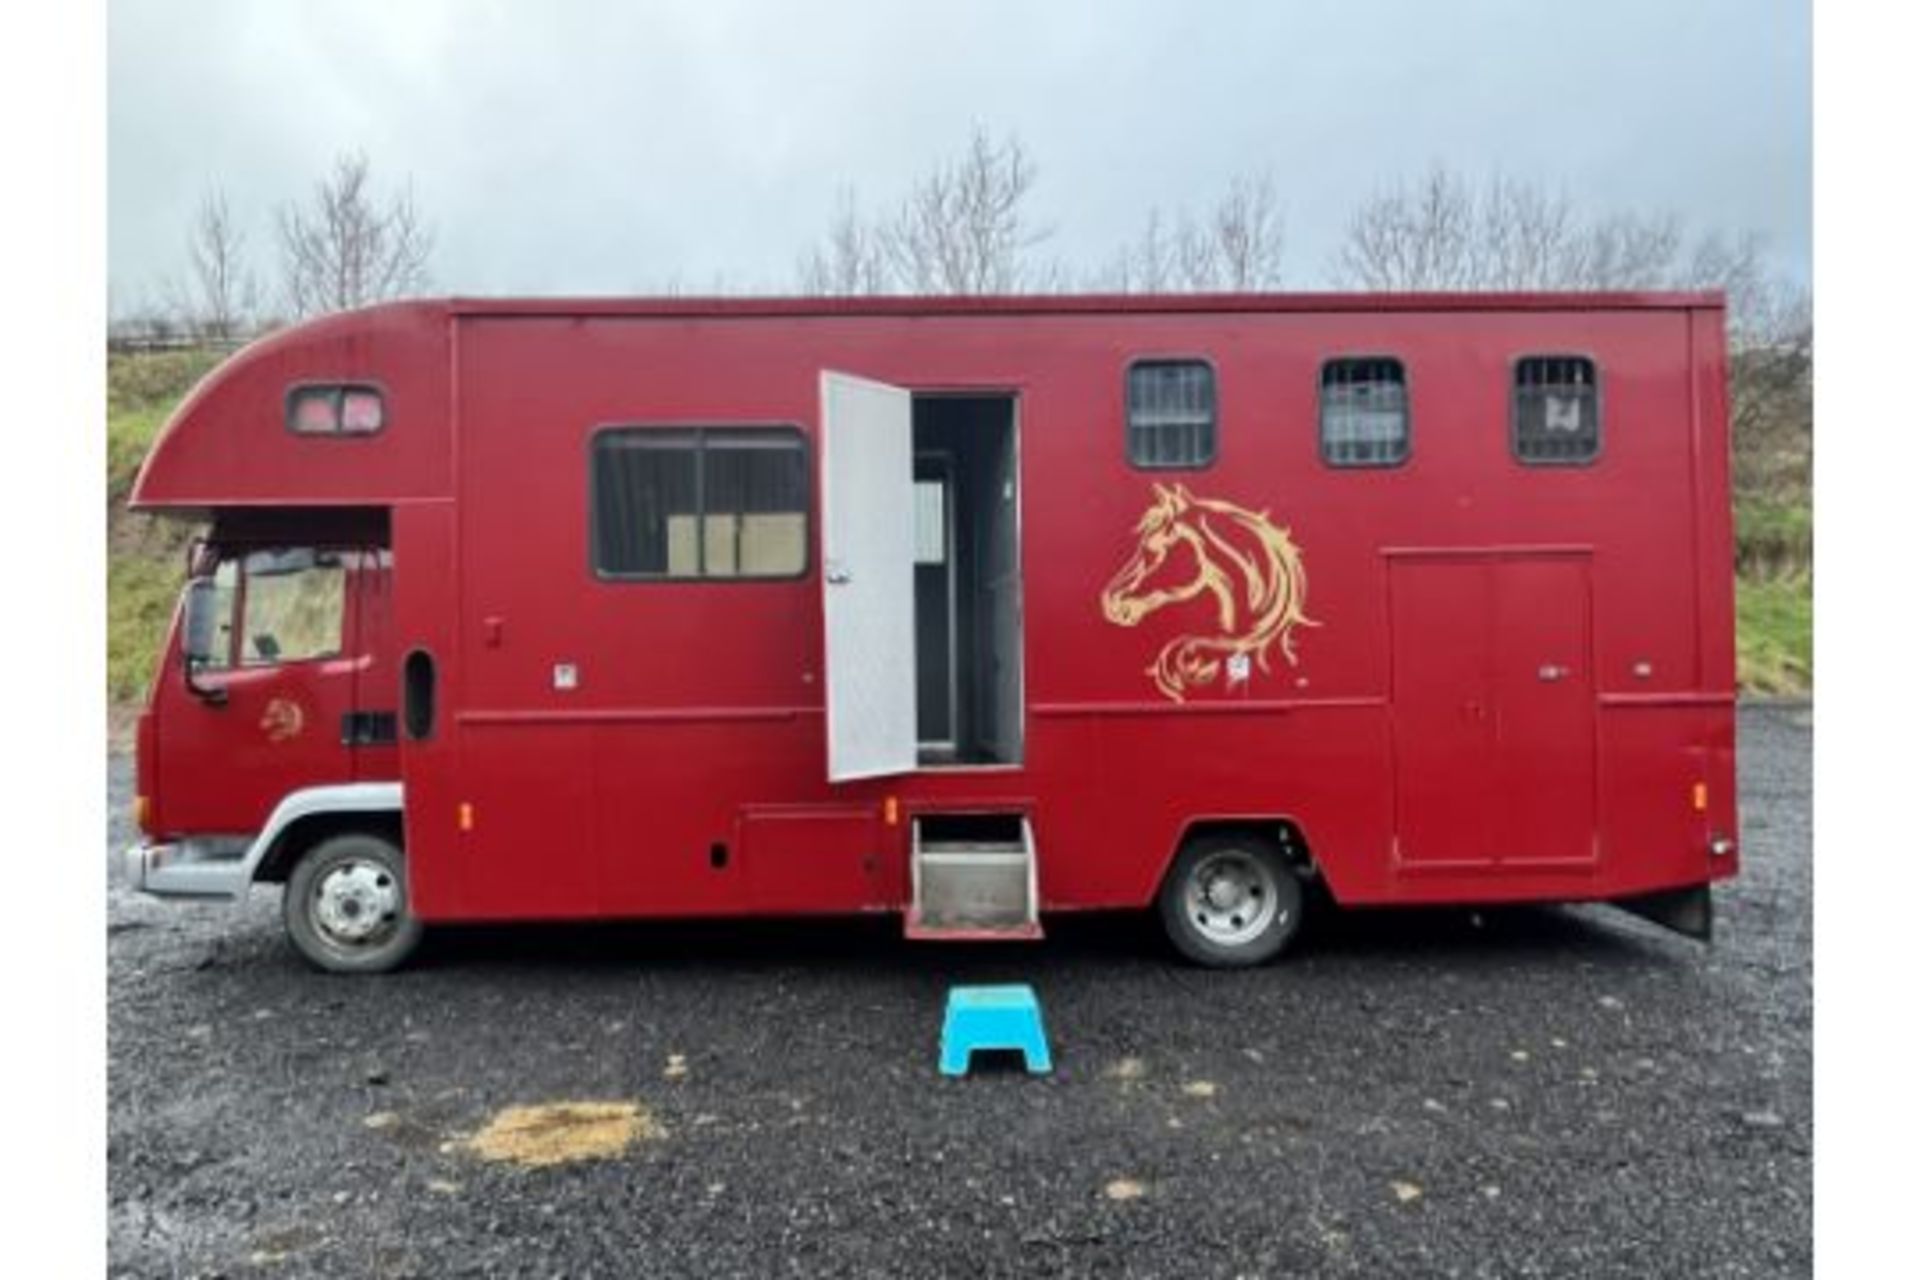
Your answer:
107;705;1811;1279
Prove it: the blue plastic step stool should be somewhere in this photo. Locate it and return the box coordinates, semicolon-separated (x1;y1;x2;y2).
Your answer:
940;984;1053;1076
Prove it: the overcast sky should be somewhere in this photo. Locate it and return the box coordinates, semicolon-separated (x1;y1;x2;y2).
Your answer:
108;0;1809;308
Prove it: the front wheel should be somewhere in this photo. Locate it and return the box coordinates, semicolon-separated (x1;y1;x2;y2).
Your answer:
283;832;424;974
1157;833;1304;967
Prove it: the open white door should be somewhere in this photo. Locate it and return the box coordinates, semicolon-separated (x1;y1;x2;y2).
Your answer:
820;371;917;781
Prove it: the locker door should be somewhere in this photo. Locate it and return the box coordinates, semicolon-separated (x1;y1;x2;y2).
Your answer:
1490;557;1597;866
1388;558;1496;869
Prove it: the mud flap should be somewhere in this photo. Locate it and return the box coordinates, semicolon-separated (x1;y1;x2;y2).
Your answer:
1612;884;1713;942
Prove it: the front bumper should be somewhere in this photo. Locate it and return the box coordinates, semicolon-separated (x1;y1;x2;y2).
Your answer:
121;839;251;900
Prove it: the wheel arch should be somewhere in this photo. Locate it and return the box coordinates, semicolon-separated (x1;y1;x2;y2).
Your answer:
241;783;405;885
1158;815;1328;898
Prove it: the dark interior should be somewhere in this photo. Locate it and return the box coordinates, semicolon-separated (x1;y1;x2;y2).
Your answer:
912;395;1023;766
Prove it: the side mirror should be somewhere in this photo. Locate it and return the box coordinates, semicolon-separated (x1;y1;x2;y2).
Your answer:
181;578;228;706
182;578;222;665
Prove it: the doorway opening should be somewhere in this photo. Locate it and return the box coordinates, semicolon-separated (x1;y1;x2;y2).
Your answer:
912;394;1022;766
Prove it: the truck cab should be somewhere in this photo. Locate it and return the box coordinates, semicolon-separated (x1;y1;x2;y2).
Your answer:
122;304;445;971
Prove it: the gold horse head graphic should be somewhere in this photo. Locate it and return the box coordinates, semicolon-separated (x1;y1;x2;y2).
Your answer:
1100;483;1317;702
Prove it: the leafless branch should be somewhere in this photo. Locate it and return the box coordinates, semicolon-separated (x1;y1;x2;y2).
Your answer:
797;190;889;296
1208;173;1286;289
879;128;1046;294
795;128;1047;295
172;187;257;340
277;151;434;318
1102;174;1286;293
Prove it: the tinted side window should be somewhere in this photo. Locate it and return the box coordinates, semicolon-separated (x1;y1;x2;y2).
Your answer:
592;428;808;579
1127;360;1216;469
1513;356;1600;464
700;432;808;578
1320;358;1409;467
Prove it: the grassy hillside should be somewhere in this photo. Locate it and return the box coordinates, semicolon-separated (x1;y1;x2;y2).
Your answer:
105;347;1812;708
108;350;222;707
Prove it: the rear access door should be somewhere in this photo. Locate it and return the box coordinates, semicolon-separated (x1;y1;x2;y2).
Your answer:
1388;551;1598;871
820;371;918;781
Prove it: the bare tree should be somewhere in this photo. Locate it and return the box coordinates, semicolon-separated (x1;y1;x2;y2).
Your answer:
795;128;1047;295
1334;165;1811;507
1563;209;1684;289
277;151;433;318
1693;236;1812;501
1330;165;1763;294
1206;173;1286;289
1105;173;1286;292
880;128;1046;293
797;190;889;296
1102;209;1174;292
172;187;257;340
1334;166;1479;290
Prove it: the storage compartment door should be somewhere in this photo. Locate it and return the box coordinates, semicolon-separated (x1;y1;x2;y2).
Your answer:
1490;555;1598;866
1388;557;1497;869
820;371;917;781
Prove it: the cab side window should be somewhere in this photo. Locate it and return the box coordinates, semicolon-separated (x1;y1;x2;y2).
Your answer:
239;549;347;665
198;549;348;669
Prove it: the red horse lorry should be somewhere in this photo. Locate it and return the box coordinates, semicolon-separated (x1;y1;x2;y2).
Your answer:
123;292;1739;972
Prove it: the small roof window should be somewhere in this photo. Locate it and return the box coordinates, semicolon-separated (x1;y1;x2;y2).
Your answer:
287;383;386;436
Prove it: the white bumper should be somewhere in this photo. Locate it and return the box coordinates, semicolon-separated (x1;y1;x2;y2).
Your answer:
121;839;251;900
123;781;404;903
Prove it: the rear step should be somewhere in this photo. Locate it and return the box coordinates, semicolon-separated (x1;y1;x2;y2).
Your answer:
906;815;1042;941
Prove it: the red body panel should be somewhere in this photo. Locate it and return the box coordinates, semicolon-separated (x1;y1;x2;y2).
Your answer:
131;293;1740;921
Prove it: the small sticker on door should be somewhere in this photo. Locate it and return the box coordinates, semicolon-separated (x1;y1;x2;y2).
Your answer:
260;697;305;743
553;663;579;691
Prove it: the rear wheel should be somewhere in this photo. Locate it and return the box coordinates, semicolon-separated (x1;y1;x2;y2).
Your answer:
283;831;424;974
1157;832;1303;967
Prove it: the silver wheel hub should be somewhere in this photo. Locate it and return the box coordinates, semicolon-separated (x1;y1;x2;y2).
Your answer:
1184;850;1281;947
312;860;401;946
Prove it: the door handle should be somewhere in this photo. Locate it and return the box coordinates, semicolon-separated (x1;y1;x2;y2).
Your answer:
1538;664;1570;682
825;564;853;586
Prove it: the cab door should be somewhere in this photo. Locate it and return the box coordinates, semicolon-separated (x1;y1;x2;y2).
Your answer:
155;546;370;836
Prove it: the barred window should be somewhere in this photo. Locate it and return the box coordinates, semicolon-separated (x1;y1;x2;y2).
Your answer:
1127;360;1216;468
592;428;808;579
1320;358;1409;467
1513;356;1600;465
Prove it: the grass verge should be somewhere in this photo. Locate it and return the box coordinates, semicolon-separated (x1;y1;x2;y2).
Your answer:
1735;575;1813;696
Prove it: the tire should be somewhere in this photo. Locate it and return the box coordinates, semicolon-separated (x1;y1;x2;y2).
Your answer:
1157;832;1304;968
282;831;424;974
